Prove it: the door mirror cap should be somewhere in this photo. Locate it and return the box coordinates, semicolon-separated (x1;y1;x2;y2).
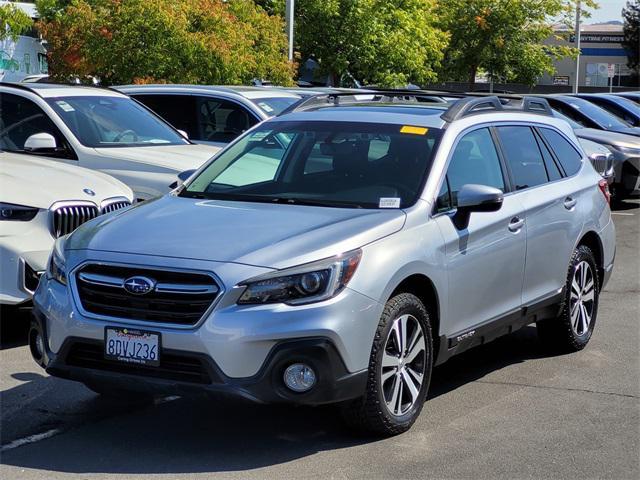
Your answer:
169;169;197;190
177;129;189;139
24;132;57;152
453;184;504;229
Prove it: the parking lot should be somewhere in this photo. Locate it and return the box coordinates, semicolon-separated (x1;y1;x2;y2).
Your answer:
0;199;636;480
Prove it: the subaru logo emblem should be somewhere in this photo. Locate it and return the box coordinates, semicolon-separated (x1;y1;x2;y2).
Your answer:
83;188;96;196
123;276;156;295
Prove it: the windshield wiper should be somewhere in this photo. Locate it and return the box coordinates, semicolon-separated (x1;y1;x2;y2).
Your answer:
179;191;366;208
276;197;365;209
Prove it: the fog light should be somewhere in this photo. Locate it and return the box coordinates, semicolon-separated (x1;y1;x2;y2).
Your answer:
283;363;316;392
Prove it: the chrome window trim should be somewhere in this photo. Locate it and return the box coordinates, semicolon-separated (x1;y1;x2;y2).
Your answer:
69;260;226;330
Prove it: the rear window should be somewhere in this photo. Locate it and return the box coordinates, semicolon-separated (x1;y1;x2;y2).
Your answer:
539;128;583;176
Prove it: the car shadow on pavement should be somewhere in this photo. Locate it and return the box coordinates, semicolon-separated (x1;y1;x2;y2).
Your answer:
0;325;565;475
0;306;30;350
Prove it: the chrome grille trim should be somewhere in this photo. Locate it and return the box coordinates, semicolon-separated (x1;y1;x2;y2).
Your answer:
100;196;132;214
77;271;219;295
49;201;99;238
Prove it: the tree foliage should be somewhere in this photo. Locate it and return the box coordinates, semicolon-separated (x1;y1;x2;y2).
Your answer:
438;0;588;88
35;0;295;85
622;0;640;79
293;0;447;87
0;3;33;41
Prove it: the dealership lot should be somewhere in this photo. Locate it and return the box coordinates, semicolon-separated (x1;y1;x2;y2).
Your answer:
0;200;638;479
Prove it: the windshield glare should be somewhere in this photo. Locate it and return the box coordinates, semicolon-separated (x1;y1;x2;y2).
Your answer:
565;98;631;129
250;97;300;116
182;121;442;209
46;96;188;147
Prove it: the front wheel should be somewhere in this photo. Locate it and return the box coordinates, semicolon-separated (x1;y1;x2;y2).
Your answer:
537;245;599;352
340;293;433;436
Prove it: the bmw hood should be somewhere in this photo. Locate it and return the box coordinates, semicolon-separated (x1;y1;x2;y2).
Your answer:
0;152;133;209
92;143;220;171
66;195;407;269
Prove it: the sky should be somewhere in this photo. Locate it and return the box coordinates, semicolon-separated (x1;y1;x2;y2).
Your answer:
585;0;627;23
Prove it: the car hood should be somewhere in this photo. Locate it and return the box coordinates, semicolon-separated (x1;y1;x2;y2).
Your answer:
67;195;407;269
92;143;220;171
574;128;640;149
0;152;133;209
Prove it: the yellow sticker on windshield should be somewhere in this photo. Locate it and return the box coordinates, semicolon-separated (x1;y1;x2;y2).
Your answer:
400;125;428;135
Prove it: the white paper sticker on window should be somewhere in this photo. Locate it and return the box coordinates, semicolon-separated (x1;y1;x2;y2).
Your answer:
258;102;274;113
379;197;401;208
56;101;75;112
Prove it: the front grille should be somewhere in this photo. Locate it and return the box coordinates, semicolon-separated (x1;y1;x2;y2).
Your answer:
49;199;131;238
101;199;131;214
51;204;99;238
75;264;220;326
65;342;213;384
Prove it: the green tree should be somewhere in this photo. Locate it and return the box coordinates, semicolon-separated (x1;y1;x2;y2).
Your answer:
438;0;593;89
622;0;640;81
0;3;33;41
294;0;447;87
35;0;295;85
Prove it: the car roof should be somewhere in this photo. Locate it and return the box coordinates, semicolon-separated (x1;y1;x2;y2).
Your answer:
114;84;301;100
0;82;126;98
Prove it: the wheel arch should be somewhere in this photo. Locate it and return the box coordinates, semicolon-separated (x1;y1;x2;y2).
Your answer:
389;274;441;360
577;230;604;283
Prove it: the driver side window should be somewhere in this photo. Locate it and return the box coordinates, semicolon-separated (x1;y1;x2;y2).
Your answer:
196;97;258;143
445;128;505;208
0;93;75;159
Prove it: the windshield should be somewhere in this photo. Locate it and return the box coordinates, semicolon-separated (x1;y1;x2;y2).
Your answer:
46;96;188;148
250;97;300;116
563;97;631;130
181;121;442;209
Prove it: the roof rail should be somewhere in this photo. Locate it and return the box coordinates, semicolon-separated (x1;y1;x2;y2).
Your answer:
441;96;504;122
520;97;553;115
280;90;447;115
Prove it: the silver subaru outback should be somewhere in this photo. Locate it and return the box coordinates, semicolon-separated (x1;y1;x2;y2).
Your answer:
31;95;616;436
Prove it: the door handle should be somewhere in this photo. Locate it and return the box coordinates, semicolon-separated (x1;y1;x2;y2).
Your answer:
564;196;577;210
508;216;525;232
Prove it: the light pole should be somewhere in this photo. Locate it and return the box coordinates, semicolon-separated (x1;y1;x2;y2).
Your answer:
285;0;294;61
573;0;581;93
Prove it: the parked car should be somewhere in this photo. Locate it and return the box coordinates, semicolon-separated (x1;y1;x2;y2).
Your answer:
613;91;640;104
550;109;639;198
573;93;640;127
0;83;221;200
537;95;640;137
31;95;615;436
0;150;133;307
114;85;301;147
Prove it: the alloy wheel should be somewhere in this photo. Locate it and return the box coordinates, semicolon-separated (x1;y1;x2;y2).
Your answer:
570;260;595;336
380;314;426;416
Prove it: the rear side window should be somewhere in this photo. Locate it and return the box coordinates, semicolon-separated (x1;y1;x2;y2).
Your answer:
534;131;563;181
539;128;583;176
133;94;198;139
496;126;548;190
196;97;258;143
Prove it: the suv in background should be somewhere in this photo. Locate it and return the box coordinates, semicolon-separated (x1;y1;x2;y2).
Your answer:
115;85;301;147
0;83;221;200
31;94;615;436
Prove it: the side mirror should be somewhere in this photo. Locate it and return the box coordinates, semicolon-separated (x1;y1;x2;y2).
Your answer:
24;133;57;153
177;129;189;139
453;184;504;230
588;152;615;180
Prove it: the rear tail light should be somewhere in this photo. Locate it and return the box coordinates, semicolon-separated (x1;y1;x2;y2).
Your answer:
598;179;611;205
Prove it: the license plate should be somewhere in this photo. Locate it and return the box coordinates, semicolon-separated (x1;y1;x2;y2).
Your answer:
104;327;160;367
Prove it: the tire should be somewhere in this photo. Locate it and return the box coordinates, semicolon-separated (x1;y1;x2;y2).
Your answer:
83;382;154;403
537;244;599;352
340;293;433;436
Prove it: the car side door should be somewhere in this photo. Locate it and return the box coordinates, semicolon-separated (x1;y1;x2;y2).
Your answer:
433;126;527;338
494;125;584;306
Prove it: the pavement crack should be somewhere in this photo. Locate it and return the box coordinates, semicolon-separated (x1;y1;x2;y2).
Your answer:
474;379;639;399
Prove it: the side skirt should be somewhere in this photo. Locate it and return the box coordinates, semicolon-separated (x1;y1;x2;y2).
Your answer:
434;291;563;366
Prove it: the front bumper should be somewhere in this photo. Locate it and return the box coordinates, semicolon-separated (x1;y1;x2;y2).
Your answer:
32;308;367;405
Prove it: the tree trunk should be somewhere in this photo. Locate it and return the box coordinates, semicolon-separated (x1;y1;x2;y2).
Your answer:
468;65;477;91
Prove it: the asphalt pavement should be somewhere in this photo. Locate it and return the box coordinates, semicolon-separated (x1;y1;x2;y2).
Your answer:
1;200;638;479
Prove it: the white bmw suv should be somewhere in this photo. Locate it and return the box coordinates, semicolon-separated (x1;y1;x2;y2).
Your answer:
0;83;221;200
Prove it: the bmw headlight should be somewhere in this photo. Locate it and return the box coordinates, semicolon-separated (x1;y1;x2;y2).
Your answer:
0;202;39;221
238;249;362;305
617;145;640;156
47;237;68;285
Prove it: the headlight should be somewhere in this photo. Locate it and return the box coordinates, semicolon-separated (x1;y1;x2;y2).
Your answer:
238;249;362;305
0;202;38;221
47;237;68;285
616;145;640;156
